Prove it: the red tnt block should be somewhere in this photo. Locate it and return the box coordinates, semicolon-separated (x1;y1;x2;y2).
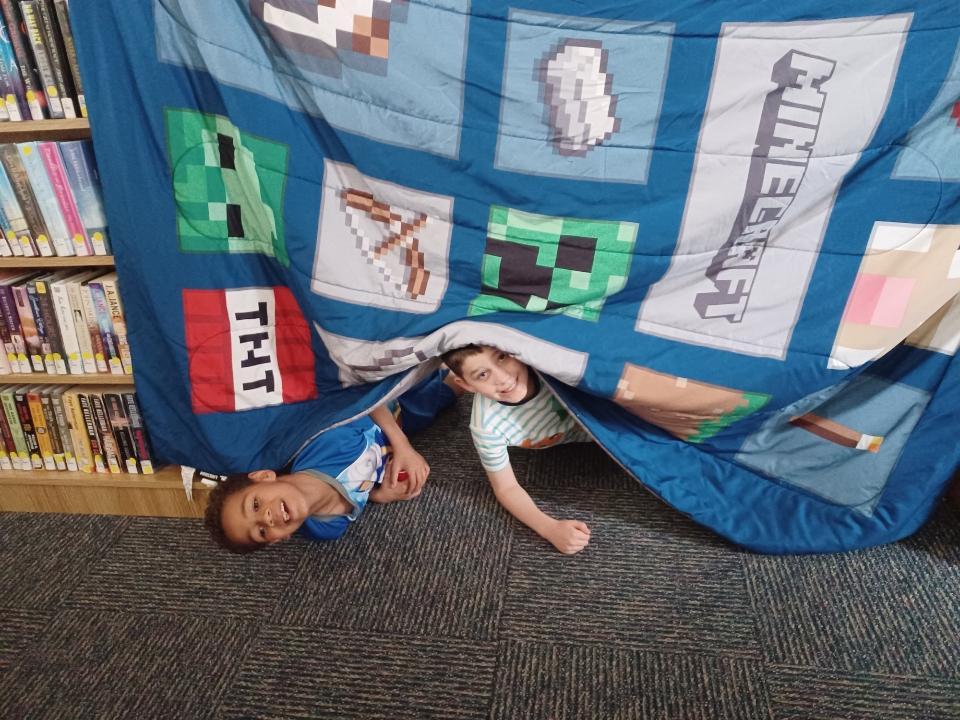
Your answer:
183;286;317;414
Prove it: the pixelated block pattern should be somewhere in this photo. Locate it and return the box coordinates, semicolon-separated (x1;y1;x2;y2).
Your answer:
250;0;409;76
891;41;960;182
312;159;452;313
613;363;769;443
789;413;884;453
184;286;316;414
166;108;289;266
342;188;430;299
905;293;960;355
829;222;960;369
468;206;637;322
538;38;620;157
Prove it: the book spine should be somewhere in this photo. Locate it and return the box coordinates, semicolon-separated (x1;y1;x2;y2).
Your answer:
0;300;11;372
39;387;65;469
26;386;54;469
77;391;104;472
0;394;15;469
0;284;24;372
0;202;10;256
121;391;153;474
11;282;40;371
100;276;131;374
51;0;81;116
49;387;75;470
79;278;107;372
58;140;106;253
17;1;61;118
1;387;27;467
33;277;66;373
49;279;81;374
0;0;44;119
0;160;30;253
0;14;28;121
61;388;90;472
65;276;95;373
35;0;72;117
104;392;137;473
14;385;41;468
89;391;120;473
0;143;47;255
39;142;89;255
16;141;71;256
87;279;121;374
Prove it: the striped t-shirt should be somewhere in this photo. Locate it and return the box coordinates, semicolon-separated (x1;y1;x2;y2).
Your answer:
469;381;592;472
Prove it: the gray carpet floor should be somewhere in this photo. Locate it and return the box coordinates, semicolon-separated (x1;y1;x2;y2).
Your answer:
1;398;959;720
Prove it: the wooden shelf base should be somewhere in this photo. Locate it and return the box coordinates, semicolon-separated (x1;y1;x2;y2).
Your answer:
0;467;210;517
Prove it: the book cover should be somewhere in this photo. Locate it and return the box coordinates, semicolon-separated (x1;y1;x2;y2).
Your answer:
34;0;73;118
0;393;16;469
0;385;27;467
0;142;49;255
0;202;12;257
51;0;81;116
16;141;72;256
61;386;91;472
86;276;121;374
26;384;55;469
48;384;76;470
11;280;41;371
0;295;11;373
39;385;66;469
48;270;84;374
0;160;32;254
0;270;35;372
14;384;42;469
64;268;100;373
88;389;120;473
104;391;137;473
57;140;107;253
98;271;131;374
38;140;89;255
76;390;104;472
121;390;153;474
0;13;29;121
0;0;45;119
78;273;108;372
17;1;62;118
27;274;67;374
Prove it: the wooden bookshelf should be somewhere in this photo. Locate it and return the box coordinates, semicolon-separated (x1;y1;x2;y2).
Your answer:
0;465;210;517
0;372;133;385
0;255;115;268
0;118;91;142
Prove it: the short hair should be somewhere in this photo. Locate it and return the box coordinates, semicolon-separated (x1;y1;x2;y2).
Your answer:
203;472;263;554
440;344;486;377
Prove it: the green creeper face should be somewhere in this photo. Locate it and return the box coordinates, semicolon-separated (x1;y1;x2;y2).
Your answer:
166;109;289;266
469;205;637;322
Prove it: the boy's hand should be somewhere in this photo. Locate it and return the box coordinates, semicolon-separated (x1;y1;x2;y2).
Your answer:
544;519;591;555
387;446;430;499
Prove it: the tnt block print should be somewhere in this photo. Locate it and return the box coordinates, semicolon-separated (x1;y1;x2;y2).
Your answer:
312;160;451;313
829;222;960;369
613;363;769;443
249;0;410;77
468;206;637;322
737;375;929;516
166;109;288;265
495;9;672;183
184;286;316;414
892;40;960;182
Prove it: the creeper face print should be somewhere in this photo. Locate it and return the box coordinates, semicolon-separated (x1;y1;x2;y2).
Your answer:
469;205;637;322
166;109;289;265
613;363;769;443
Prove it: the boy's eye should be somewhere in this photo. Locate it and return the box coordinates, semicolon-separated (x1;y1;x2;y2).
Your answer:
253;497;260;512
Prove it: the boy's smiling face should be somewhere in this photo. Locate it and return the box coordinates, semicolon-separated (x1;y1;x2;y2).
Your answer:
220;471;309;547
452;346;535;404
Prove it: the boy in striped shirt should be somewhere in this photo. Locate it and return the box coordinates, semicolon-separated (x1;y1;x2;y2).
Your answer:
443;344;593;555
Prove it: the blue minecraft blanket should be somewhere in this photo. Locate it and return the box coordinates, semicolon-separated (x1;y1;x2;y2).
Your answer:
71;0;960;553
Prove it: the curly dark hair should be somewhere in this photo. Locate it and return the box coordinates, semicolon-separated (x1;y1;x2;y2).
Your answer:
440;344;485;377
203;472;263;554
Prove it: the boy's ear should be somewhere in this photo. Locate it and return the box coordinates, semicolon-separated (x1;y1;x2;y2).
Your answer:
248;469;277;483
450;374;473;394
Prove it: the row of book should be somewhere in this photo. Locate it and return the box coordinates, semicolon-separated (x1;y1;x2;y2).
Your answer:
0;384;155;474
0;268;131;376
0;0;84;121
0;139;108;257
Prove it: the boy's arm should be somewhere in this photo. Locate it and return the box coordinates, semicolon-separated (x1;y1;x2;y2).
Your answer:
486;463;590;555
370;403;429;498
